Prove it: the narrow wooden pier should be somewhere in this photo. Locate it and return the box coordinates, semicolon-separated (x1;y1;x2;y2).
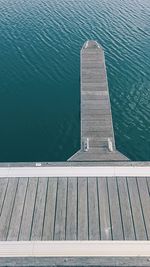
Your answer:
69;41;128;161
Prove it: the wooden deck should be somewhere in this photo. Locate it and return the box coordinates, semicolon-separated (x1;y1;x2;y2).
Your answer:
69;40;128;161
0;176;149;241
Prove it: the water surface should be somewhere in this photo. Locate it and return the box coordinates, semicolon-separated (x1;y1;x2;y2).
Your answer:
0;0;150;161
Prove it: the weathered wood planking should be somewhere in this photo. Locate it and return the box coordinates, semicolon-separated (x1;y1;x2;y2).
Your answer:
88;178;100;240
97;177;112;240
127;178;147;240
0;257;150;267
0;178;18;240
7;178;28;241
78;178;88;240
42;178;58;240
107;178;124;240
0;177;149;241
31;178;48;240
53;178;67;240
117;178;135;240
69;40;128;161
19;178;38;240
136;178;150;239
81;41;115;150
0;178;8;216
66;177;77;240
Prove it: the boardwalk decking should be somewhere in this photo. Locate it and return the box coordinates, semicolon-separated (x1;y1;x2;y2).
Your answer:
69;41;128;161
0;176;149;241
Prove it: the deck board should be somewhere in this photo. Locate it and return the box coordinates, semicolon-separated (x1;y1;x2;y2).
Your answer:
0;178;8;216
137;178;150;239
88;178;100;240
146;177;150;194
0;178;18;240
107;178;124;240
117;177;135;240
54;178;67;240
19;178;38;240
127;178;147;240
78;178;88;240
97;177;112;240
66;177;77;240
31;178;48;240
7;178;28;241
42;178;57;240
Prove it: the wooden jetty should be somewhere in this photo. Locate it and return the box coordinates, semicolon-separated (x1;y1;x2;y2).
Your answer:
69;41;128;161
0;41;150;266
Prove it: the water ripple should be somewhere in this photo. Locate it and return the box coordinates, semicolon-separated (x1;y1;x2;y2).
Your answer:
0;0;150;161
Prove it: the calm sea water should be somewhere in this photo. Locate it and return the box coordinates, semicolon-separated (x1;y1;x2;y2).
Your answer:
0;0;150;162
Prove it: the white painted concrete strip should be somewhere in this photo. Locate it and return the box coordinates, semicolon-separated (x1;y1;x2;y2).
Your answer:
0;241;150;257
0;166;150;177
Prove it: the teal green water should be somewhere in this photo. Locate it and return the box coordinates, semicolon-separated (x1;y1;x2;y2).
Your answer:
0;0;150;162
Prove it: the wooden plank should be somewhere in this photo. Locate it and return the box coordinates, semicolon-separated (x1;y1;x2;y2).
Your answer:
82;65;105;69
82;70;105;75
82;126;112;133
82;88;108;92
82;58;104;63
82;90;108;96
82;120;111;128
97;177;112;240
147;177;150;193
82;95;108;101
82;100;109;106
82;104;110;111
117;177;135;240
107;178;124;240
0;178;8;215
82;129;113;135
82;131;113;138
0;178;18;240
88;178;100;240
127;177;147;240
42;178;58;240
78;178;88;240
7;178;28;241
82;75;106;81
0;256;149;267
82;114;111;121
82;57;104;61
82;75;106;80
82;109;111;116
82;82;107;87
89;138;109;148
82;79;106;85
82;69;105;74
137;178;150;239
66;178;77;240
54;177;67;240
31;178;48;240
19;178;38;240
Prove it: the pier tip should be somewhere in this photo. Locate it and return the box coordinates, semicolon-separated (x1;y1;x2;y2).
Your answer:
83;40;102;49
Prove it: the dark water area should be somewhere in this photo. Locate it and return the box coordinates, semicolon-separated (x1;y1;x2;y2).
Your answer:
0;0;150;162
